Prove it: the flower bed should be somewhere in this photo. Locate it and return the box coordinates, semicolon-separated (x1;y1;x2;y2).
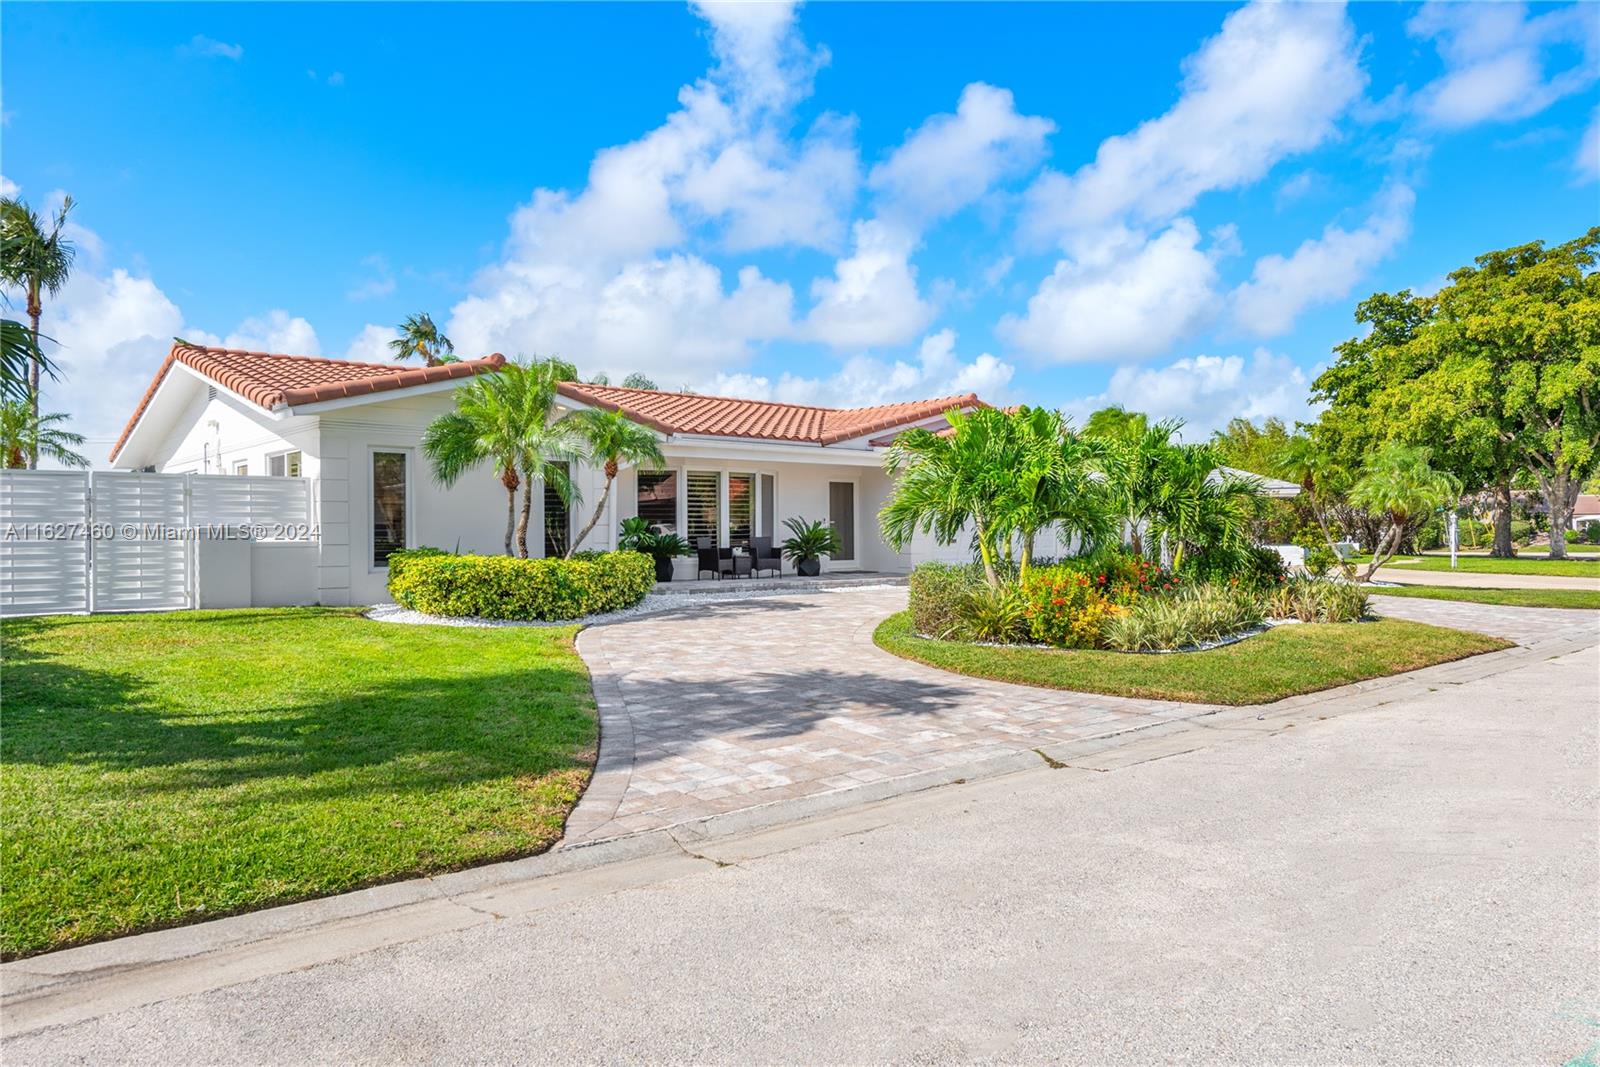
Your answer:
906;553;1367;654
386;548;656;621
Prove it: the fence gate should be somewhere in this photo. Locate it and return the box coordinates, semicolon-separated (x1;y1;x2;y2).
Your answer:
0;470;314;618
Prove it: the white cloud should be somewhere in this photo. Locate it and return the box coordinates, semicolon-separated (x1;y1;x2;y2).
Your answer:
1408;2;1599;128
1578;106;1600;182
183;35;243;61
706;328;1014;408
804;219;933;349
1063;350;1314;438
0;174;18;198
448;0;862;378
204;310;322;356
1231;183;1415;337
1021;1;1364;244
868;82;1054;225
346;255;396;301
998;220;1221;363
345;324;401;362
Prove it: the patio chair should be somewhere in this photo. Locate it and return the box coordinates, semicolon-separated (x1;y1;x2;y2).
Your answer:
697;538;733;580
752;536;782;578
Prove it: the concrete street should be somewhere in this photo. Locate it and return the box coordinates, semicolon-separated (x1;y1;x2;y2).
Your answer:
4;605;1595;1065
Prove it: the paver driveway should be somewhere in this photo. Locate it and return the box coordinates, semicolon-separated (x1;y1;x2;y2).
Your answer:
564;585;1597;843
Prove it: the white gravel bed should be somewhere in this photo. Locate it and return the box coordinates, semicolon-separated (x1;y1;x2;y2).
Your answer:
366;582;905;629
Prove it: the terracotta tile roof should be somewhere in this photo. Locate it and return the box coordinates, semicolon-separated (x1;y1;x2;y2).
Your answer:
109;342;504;462
555;383;985;446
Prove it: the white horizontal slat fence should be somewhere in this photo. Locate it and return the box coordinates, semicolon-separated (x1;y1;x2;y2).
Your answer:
0;470;316;617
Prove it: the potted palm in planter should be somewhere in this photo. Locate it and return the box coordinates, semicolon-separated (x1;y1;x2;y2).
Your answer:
781;517;842;577
619;517;690;582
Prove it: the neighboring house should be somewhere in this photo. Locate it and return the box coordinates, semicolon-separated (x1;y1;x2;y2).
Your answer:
1571;494;1600;530
110;342;999;604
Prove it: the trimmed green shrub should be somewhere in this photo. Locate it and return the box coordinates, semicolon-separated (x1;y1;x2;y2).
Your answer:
1188;544;1288;592
1018;565;1119;648
907;562;985;638
1066;548;1172;605
1510;519;1533;545
387;550;655;621
1302;543;1337;578
1101;583;1264;653
1266;577;1370;623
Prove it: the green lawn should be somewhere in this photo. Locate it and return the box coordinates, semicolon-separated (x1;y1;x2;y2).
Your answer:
1362;553;1600;579
1369;585;1600;610
873;611;1508;706
0;608;596;959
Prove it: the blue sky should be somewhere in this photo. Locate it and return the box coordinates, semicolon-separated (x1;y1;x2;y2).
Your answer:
3;1;1597;458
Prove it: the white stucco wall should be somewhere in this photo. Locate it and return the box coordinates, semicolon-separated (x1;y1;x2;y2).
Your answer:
149;389;319;478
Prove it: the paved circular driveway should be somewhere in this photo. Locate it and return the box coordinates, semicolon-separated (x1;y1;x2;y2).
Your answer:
563;586;1599;844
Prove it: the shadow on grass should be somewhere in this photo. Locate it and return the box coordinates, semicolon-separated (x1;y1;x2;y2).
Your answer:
0;621;595;795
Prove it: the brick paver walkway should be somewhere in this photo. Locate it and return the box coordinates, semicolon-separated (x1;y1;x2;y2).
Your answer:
561;587;1598;844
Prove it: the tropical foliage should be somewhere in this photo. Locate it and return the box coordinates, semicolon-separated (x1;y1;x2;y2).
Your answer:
1;194;77;467
0;401;89;469
388;312;455;366
780;517;842;564
421;361;579;557
1347;443;1462;581
563;409;664;558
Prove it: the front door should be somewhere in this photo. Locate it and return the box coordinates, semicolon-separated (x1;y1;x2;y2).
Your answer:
828;481;856;565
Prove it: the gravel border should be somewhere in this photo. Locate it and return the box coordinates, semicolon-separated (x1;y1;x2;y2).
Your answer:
365;582;907;630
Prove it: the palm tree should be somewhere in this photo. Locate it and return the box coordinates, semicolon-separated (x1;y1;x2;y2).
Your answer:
0;401;88;469
388;313;455;366
1;319;55;404
881;407;1019;587
562;408;664;558
422;362;579;556
1101;418;1184;557
1;195;76;466
1145;443;1266;574
1349;442;1462;581
992;407;1114;579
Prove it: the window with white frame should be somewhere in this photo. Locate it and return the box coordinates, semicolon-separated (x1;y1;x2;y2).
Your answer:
268;450;303;477
686;470;719;547
372;451;408;567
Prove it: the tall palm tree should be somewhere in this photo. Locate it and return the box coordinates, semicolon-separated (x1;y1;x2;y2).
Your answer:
1349;442;1461;581
1;195;76;466
388;313;455;367
422;363;578;556
0;401;88;470
561;408;664;558
1;319;55;404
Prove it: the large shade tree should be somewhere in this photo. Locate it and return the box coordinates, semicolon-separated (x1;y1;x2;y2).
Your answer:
0;195;76;466
562;408;664;558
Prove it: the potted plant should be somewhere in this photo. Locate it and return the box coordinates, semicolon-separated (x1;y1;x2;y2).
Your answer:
619;517;689;582
781;516;841;577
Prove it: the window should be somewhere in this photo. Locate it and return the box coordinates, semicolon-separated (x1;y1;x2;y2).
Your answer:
233;461;249;476
829;481;855;561
636;470;678;534
269;450;302;477
686;470;719;547
728;473;754;545
372;451;407;567
544;461;570;558
759;474;775;538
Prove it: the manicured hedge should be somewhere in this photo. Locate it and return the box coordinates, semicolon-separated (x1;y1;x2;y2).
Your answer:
387;548;655;621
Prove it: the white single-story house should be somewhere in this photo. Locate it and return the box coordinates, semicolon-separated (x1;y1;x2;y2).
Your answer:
108;342;1301;607
108;343;1012;604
